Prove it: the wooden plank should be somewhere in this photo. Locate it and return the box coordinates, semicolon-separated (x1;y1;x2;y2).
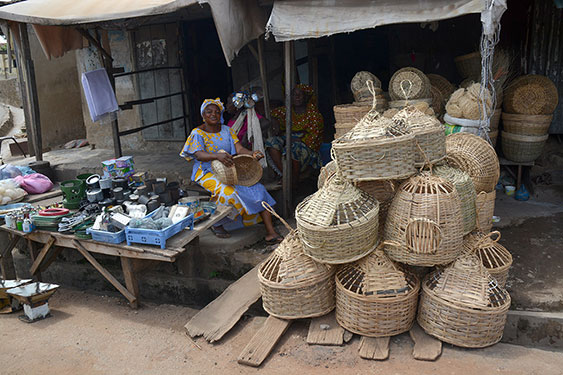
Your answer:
409;323;442;361
307;312;345;346
23;187;62;203
282;41;293;218
29;236;55;276
358;336;390;360
40;246;63;273
185;263;261;343
1;234;19;258
27;239;41;281
238;316;291;367
120;257;139;309
73;240;137;305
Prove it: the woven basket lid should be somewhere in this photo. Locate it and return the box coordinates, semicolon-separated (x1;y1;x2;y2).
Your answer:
463;231;513;273
296;173;379;227
423;254;510;309
351;71;381;93
391;106;441;132
389;67;430;100
337;248;417;298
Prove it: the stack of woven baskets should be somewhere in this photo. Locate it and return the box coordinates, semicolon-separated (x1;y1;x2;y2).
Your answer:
501;74;557;163
387;67;434;115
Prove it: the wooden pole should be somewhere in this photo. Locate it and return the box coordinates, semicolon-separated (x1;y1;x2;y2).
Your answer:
18;23;42;161
7;27;12;74
282;41;293;218
13;37;33;156
257;35;271;120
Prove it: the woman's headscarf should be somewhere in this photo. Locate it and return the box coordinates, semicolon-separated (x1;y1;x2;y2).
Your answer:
200;98;225;124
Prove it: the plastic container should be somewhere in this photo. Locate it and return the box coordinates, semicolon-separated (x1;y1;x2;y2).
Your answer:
87;227;126;244
125;213;194;249
505;185;516;196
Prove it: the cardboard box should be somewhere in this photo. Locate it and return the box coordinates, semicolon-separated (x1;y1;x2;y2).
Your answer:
102;156;135;181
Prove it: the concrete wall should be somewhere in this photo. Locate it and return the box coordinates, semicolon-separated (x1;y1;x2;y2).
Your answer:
0;77;22;108
29;27;86;148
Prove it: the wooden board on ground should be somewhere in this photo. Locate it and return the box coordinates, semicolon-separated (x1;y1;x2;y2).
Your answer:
23;186;62;203
307;312;345;346
238;316;291;367
185;263;261;343
409;323;442;361
358;336;390;360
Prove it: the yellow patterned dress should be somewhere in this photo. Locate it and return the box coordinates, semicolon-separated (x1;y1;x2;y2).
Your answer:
180;125;275;227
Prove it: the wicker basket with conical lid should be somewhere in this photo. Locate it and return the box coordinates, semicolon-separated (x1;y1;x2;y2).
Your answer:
417;254;511;348
336;248;420;337
384;172;464;266
463;231;512;288
296;173;379;264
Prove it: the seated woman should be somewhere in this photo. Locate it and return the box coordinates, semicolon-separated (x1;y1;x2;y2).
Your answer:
266;84;324;186
180;98;282;242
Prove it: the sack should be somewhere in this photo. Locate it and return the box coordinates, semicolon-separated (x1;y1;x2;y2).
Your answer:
13;173;54;194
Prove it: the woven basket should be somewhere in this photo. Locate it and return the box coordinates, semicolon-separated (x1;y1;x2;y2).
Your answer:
445;133;500;193
501;112;553;136
427;74;455;102
489;130;499;147
333;103;372;123
355;179;399;236
490;108;502;131
335;248;420;337
384;173;464;266
417;254;511;348
503;75;558;115
211;154;262;186
351;71;382;102
388;98;432;109
476;190;496;233
463;231;512;288
454;52;481;79
258;203;335;319
433;165;476;235
501;131;549;163
317;160;337;189
430;85;444;115
296;173;380;264
334;122;356;139
389;67;431;100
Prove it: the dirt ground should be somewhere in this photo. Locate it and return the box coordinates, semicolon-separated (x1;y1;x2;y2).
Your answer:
1;289;562;375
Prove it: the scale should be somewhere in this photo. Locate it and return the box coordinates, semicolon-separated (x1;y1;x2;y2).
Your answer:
0;279;32;313
6;282;60;323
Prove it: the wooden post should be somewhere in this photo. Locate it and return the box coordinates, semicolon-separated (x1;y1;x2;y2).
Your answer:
7;27;12;74
282;41;293;218
257;35;271;120
18;23;42;161
13;36;33;156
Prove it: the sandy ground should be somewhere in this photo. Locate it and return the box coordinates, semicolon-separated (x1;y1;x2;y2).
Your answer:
0;289;562;375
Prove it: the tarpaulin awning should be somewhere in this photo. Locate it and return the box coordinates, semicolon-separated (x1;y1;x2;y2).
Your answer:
266;0;484;42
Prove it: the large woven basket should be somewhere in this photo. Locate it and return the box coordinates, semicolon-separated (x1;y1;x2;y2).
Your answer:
476;190;496;232
427;74;455;102
211;154;262;186
392;106;446;167
351;71;382;103
389;67;431;100
501;131;549;163
384;173;464;266
258;204;335;319
501;112;553;136
335;249;419;337
433;165;476;235
417;254;511;348
334;122;356;139
503;75;558;115
296;173;379;264
388;98;432;109
445;133;500;193
333;103;372;123
355;179;399;236
489;130;499;147
454;52;481;79
430;85;444;115
463;231;512;288
317;160;337;189
490;108;502;131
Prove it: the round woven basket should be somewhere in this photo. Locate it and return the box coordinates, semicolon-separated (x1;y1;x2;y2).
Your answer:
445;133;500;193
501;131;549;163
335;248;420;337
384;173;464;266
475;190;496;233
454;52;481;79
334;122;356;139
333;103;373;123
296;173;380;264
430;85;444;115
388;98;433;109
211;154;262;186
317;160;337;189
427;74;455;102
501;112;553;136
417;254;511;348
389;67;431;100
355;179;399;236
351;71;382;102
258;204;335;319
433;165;476;235
503;75;558;115
354;87;385;104
463;231;512;288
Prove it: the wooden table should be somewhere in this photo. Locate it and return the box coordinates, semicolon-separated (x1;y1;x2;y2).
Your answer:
0;204;232;309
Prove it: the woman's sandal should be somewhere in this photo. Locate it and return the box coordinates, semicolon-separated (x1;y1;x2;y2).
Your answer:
265;235;283;245
211;226;231;239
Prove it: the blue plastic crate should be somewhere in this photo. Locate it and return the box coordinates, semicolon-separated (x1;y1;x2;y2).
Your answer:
86;227;126;244
125;213;194;249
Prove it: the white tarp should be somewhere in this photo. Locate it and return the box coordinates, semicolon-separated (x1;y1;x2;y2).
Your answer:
267;0;484;41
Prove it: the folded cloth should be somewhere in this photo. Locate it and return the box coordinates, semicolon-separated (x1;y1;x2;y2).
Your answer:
81;68;118;122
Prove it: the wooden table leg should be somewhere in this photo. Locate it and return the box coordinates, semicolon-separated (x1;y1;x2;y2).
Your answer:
29;236;56;276
120;257;139;309
27;239;42;281
0;232;18;279
517;165;522;190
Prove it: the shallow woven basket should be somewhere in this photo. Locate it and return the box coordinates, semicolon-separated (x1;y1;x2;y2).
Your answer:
296;173;380;264
258;204;335;319
333;103;372;123
211;154;262;186
445;133;500;193
355;179;399;236
476;190;496;233
501;131;549;163
335;249;420;337
417;254;511;348
454;52;481;79
501;112;553;136
389;67;431;100
384;173;464;266
433;165;476;235
463;231;512;288
427;74;455;102
334;122;356;139
317;160;337;189
503;75;558;115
